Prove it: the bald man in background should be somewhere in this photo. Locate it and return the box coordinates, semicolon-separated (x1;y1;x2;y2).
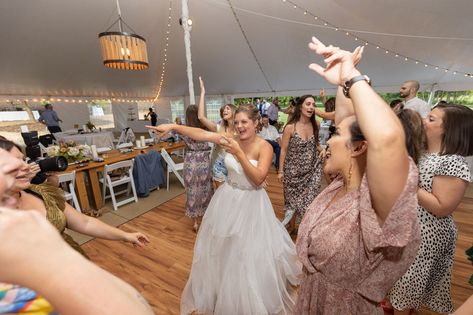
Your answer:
399;80;431;118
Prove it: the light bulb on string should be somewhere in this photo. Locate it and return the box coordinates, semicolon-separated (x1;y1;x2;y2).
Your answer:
281;1;462;77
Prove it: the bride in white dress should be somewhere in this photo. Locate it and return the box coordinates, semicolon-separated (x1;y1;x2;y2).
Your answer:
148;104;301;315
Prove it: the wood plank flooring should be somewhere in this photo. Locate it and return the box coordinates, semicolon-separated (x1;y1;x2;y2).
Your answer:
82;171;473;315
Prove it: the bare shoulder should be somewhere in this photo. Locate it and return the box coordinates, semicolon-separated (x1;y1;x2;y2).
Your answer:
257;137;272;152
282;123;294;135
22;191;48;214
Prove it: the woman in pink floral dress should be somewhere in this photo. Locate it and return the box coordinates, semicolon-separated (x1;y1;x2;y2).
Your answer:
294;38;421;314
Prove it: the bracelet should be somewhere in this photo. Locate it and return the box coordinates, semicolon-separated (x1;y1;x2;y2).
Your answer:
342;74;371;98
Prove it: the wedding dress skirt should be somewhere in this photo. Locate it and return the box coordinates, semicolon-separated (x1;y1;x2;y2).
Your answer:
180;154;301;315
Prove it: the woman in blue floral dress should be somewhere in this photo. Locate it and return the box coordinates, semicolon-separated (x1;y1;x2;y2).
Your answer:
196;77;236;187
182;105;214;232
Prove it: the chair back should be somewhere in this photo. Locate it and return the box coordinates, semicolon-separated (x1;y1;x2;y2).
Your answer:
160;148;177;169
58;171;76;186
117;127;136;146
104;159;134;174
57;171;81;211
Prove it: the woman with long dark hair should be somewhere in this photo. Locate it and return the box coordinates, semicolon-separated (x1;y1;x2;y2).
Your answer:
182;105;213;232
278;94;323;230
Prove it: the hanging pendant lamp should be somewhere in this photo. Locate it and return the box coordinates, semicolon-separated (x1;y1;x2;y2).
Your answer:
98;0;149;70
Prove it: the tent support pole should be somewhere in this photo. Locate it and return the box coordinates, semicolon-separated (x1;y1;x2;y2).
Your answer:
181;0;195;105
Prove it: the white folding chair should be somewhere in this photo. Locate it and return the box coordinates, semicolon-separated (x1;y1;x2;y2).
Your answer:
161;148;185;190
116;127;136;147
57;171;81;212
99;159;138;211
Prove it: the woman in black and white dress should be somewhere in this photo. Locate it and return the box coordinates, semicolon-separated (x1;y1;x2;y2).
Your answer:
388;103;473;314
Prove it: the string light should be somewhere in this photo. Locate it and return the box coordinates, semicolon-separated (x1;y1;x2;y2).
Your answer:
0;97;153;103
280;0;472;77
154;0;173;103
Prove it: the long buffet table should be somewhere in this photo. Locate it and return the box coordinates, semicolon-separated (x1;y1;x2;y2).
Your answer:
62;141;185;211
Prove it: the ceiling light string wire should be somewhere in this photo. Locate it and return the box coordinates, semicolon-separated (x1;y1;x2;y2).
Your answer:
227;0;274;92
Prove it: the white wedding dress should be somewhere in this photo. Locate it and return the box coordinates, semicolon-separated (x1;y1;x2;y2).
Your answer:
180;153;302;315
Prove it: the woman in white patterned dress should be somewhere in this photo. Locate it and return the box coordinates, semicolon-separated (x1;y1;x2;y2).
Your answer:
388;103;473;314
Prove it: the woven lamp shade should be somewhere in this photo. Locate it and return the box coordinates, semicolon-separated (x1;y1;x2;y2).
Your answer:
98;31;149;70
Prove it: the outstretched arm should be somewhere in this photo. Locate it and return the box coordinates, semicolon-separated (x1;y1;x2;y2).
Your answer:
64;204;150;247
146;124;222;144
309;37;409;224
197;77;218;132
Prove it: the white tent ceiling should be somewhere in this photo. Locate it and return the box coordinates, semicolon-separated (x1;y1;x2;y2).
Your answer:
1;0;472;99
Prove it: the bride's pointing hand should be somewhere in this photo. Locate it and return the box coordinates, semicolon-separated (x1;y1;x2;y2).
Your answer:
221;137;242;156
146;124;175;137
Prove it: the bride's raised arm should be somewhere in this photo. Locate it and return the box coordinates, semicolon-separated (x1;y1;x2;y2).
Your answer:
146;124;223;145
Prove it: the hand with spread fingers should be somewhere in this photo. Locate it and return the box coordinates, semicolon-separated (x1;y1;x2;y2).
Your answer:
27;163;41;180
124;232;150;248
308;37;364;85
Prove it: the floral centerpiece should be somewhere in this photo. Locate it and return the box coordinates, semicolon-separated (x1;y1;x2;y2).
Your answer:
46;141;92;163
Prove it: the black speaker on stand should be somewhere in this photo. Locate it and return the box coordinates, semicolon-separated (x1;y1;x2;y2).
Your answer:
21;131;41;160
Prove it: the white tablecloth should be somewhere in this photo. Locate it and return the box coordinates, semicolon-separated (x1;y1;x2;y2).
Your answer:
54;131;115;148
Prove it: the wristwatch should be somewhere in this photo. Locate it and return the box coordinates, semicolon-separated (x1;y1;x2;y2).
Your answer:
342;75;371;98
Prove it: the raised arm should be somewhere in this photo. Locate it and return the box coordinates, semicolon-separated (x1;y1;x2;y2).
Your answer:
319;88;327;105
197;77;218;132
314;107;336;121
334;86;354;126
309;37;409;223
146;124;222;144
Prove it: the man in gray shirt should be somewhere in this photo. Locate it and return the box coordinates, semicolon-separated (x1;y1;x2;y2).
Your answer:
38;103;63;133
267;98;280;125
399;80;431;118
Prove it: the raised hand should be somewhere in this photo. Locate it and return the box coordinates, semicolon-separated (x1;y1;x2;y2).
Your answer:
319;88;326;98
308;37;363;85
199;76;205;94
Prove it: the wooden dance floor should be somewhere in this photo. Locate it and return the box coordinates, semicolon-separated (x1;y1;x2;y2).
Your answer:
82;171;473;315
